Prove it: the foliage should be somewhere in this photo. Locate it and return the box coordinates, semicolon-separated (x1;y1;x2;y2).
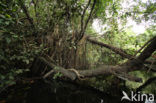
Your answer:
0;0;45;88
0;0;155;95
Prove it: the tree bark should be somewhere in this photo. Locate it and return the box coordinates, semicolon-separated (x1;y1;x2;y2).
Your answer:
41;57;142;82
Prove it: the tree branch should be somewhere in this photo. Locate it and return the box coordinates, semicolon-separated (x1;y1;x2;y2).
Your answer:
31;0;39;25
123;36;156;72
40;57;142;82
87;37;132;59
79;0;96;41
19;0;35;29
137;36;156;63
87;36;156;70
19;0;37;37
136;77;156;91
134;37;156;56
40;57;77;80
80;0;91;35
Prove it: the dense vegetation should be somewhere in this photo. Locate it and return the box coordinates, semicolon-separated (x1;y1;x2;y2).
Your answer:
0;0;156;99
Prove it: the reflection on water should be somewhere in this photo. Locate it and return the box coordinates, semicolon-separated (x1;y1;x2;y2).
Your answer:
3;79;154;103
3;79;121;103
101;99;104;103
145;100;155;103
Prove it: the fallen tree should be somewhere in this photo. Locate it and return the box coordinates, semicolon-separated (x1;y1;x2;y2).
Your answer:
41;57;142;82
40;36;156;83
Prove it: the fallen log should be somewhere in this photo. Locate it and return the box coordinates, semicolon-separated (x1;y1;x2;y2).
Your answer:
41;36;156;83
40;57;142;82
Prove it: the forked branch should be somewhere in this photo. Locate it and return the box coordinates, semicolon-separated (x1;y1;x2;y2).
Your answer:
79;0;96;41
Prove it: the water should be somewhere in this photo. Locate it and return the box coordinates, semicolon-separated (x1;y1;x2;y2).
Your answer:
1;79;121;103
145;100;156;103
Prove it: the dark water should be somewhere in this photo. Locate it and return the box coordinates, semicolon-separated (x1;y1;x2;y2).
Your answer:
1;79;122;103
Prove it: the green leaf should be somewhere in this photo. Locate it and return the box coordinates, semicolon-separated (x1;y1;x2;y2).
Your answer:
5;21;10;25
15;69;23;74
0;14;5;19
25;60;29;64
0;75;5;80
9;75;14;80
53;72;62;79
6;14;11;18
6;37;11;44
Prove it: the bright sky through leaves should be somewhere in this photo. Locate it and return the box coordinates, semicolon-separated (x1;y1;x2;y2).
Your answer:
92;0;150;35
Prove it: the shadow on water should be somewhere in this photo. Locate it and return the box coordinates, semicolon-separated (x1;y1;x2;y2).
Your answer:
1;79;125;103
